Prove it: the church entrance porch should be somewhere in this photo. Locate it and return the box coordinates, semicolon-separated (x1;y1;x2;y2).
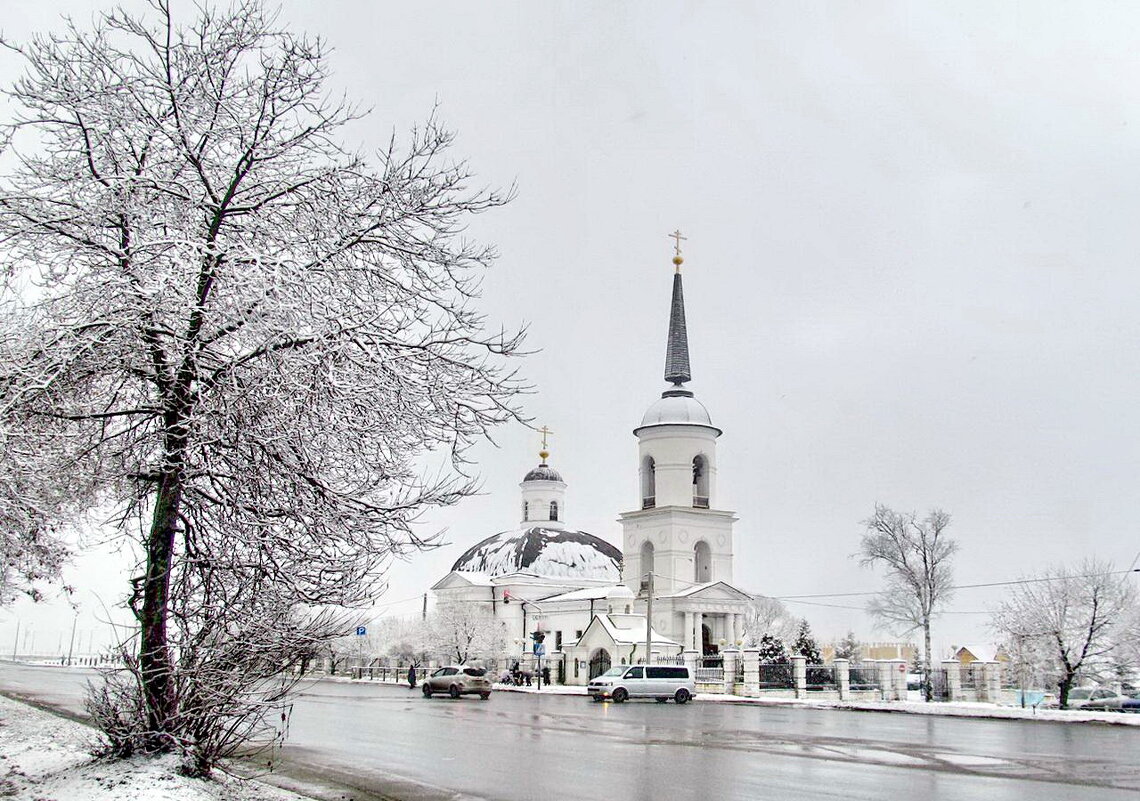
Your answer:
588;648;612;680
702;624;716;656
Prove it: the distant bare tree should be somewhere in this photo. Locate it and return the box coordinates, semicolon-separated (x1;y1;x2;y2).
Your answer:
0;0;524;772
430;602;506;665
860;504;957;702
373;615;432;669
742;596;797;647
992;560;1136;708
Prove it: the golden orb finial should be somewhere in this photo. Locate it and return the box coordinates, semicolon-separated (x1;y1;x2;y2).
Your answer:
669;229;687;272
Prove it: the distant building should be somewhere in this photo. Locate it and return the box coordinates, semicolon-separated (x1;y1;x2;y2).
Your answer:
953;644;1010;665
431;242;751;683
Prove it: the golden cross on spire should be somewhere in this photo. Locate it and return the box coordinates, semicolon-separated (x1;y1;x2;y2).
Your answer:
538;425;553;463
669;229;687;270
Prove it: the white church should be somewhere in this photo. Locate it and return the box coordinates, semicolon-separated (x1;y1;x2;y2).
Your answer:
431;243;753;683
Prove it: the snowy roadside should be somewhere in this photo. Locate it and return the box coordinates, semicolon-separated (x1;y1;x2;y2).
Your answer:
485;678;1140;725
0;694;311;801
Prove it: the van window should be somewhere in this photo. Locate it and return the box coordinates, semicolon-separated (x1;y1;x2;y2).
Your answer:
625;666;644;679
646;666;688;679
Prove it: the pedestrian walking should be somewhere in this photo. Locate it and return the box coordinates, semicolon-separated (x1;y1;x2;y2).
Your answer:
408;665;417;688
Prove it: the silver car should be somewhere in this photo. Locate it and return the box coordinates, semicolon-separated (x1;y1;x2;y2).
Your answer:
422;666;492;700
587;664;695;704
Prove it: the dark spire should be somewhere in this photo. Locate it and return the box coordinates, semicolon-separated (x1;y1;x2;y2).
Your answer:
664;270;691;386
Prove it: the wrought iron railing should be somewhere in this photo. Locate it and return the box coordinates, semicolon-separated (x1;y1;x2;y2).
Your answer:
757;663;794;688
805;665;837;690
695;655;724;682
848;666;879;691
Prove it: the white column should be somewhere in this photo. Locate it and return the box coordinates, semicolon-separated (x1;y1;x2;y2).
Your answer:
693;611;704;653
731;614;741;646
684;611;694;651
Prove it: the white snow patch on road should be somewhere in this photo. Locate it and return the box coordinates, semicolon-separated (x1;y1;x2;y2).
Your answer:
0;695;307;801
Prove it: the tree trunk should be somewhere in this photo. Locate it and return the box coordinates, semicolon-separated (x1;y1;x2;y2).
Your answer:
923;618;933;703
1058;673;1073;709
138;469;183;748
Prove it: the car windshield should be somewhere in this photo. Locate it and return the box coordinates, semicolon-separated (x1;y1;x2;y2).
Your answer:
598;668;625;678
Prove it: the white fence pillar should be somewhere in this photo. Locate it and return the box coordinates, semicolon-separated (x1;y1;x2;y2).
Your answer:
942;660;962;702
741;648;760;698
834;658;850;701
792;655;807;699
722;648;740;695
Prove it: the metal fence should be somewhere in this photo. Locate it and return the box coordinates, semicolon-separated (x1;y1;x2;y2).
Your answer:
848;666;879;691
961;665;982;690
805;665;837;690
695;655;724;683
757;662;794;689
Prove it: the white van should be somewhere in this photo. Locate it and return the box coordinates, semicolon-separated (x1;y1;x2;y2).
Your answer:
587;664;696;704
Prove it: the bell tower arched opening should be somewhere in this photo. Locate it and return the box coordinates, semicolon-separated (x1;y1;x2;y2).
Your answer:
641;456;656;509
692;455;709;508
694;540;712;584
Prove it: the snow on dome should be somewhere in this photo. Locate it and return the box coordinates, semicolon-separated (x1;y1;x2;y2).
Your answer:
638;393;717;429
523;463;564;482
451;527;621;581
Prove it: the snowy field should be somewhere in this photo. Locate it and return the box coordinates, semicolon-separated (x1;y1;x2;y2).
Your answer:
0;695;306;801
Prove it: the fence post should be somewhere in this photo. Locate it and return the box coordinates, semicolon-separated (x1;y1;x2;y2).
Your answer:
792;655;807;699
722;648;740;695
942;660;962;702
834;658;850;701
741;648;760;698
987;661;1002;703
683;649;699;680
890;660;907;700
873;660;891;700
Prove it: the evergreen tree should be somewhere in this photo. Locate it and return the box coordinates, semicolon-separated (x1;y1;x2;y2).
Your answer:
792;619;822;664
834;631;862;663
757;634;789;664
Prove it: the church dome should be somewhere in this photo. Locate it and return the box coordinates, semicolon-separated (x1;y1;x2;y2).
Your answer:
451;526;621;581
523;464;564;482
637;392;718;430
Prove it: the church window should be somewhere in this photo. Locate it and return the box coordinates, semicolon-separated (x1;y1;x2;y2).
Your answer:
641;456;656;509
550;501;559;521
694;540;712;583
555;631;563;650
640;541;655;590
522;501;529;522
692;455;709;508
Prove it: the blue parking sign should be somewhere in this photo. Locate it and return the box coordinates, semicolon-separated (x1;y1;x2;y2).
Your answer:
356;626;367;636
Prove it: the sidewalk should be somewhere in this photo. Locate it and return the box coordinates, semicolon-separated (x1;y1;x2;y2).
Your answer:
487;679;1140;725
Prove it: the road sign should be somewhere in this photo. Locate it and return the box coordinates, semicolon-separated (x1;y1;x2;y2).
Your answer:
534;642;546;657
898;663;906;672
356;626;367;636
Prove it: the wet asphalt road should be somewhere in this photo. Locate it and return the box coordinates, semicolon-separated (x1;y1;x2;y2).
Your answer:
3;662;1138;801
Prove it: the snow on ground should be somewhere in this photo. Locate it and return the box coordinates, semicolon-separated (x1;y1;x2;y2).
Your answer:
0;695;308;801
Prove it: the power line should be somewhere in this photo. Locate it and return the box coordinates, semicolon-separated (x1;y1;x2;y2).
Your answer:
772;568;1139;601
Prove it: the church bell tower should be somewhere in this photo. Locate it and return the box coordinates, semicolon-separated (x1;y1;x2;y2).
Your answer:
620;235;737;598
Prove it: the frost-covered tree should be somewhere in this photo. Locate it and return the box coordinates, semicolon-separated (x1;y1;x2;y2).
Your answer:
742;595;797;647
430;602;506;665
0;0;524;770
860;504;957;702
833;631;862;664
992;560;1136;708
791;619;822;663
756;633;789;664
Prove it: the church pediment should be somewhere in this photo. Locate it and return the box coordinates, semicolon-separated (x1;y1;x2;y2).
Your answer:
664;581;752;602
430;570;492;591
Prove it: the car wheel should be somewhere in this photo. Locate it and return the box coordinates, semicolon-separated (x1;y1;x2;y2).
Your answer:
449;684;461;699
612;688;628;703
674;689;691;704
422;685;432;698
480;693;490;700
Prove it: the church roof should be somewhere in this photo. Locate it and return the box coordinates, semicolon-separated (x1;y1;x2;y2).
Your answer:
523;463;564;482
450;526;622;581
664;271;691;386
638;392;717;429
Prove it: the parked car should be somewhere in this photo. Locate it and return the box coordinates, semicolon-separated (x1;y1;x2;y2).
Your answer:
1081;689;1140;712
1063;687;1123;709
587;664;695;704
421;666;492;699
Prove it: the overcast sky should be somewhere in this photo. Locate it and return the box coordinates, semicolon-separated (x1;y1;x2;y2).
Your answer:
3;1;1139;657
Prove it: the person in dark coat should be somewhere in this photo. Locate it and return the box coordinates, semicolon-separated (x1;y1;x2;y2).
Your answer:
408;665;417;688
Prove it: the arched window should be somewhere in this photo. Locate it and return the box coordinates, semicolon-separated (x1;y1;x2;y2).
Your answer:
549;501;559;521
692;455;709;508
694;540;712;583
642;456;656;509
522;501;528;522
640;540;655;589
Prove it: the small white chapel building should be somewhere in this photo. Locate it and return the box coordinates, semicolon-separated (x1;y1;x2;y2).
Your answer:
431;244;752;683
